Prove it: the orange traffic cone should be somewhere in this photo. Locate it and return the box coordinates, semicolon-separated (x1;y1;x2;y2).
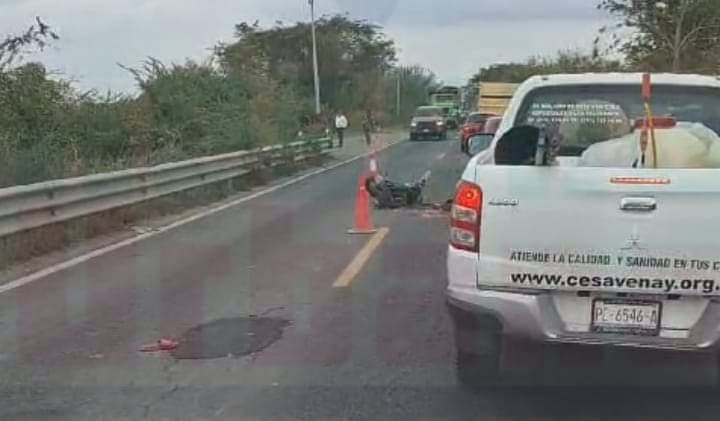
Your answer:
348;173;378;235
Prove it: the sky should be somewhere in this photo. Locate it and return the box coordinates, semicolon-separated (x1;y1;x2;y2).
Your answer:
1;0;613;93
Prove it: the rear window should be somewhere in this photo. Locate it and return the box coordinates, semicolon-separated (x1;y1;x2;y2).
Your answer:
514;84;720;168
467;114;488;124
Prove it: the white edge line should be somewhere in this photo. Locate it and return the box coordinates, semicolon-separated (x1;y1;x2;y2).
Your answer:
0;139;405;295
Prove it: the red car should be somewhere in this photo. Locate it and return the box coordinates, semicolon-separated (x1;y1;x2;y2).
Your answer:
460;112;498;152
483;115;502;137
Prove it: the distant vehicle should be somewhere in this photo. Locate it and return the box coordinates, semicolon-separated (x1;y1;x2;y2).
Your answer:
431;86;461;129
476;82;519;116
463;116;502;155
460;112;498;152
447;72;720;388
410;106;447;141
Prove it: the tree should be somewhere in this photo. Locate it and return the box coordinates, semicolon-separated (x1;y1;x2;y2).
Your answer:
598;0;720;72
470;50;625;84
217;15;397;115
0;17;59;71
385;65;439;122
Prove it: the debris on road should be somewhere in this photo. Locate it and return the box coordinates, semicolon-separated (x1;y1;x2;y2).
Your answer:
140;338;179;353
399;200;453;219
435;199;454;212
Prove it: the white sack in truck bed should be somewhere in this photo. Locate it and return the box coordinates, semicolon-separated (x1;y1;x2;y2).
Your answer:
578;122;720;168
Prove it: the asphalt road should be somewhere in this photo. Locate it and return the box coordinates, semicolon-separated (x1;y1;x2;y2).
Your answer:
2;132;720;420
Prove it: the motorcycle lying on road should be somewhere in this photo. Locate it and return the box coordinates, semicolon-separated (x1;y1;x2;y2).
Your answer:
365;172;430;209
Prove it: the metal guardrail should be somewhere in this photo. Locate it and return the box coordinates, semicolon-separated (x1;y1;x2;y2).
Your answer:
0;137;333;238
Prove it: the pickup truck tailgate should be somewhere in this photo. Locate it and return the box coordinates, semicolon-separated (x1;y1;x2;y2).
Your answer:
476;166;720;296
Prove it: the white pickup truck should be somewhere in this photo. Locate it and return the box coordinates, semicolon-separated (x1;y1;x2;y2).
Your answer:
446;73;720;386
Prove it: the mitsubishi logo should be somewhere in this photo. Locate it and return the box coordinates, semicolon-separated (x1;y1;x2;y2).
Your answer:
621;227;647;251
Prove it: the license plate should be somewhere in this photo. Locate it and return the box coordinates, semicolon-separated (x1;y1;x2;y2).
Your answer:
591;299;662;336
423;129;430;133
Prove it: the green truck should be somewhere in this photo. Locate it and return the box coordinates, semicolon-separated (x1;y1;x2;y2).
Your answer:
430;86;462;129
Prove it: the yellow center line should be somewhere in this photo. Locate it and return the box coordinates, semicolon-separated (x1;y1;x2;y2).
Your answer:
333;227;390;288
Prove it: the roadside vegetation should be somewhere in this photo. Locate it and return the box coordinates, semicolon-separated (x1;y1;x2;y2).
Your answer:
0;16;437;188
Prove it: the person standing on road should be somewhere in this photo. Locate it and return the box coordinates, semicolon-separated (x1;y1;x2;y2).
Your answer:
362;110;375;148
334;111;348;148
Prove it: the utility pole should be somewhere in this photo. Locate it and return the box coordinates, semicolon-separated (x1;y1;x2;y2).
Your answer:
309;0;321;115
396;71;401;116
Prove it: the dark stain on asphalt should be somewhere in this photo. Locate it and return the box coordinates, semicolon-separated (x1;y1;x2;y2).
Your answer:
171;316;290;360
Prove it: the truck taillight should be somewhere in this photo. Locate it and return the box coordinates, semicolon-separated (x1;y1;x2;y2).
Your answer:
450;181;483;252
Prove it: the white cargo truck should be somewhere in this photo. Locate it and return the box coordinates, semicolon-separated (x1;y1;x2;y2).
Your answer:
447;73;720;386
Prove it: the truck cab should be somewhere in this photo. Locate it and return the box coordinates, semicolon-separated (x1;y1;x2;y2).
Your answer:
447;73;720;386
431;86;461;129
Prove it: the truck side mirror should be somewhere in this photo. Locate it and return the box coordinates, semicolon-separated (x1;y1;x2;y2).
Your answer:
466;134;494;157
494;125;540;165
